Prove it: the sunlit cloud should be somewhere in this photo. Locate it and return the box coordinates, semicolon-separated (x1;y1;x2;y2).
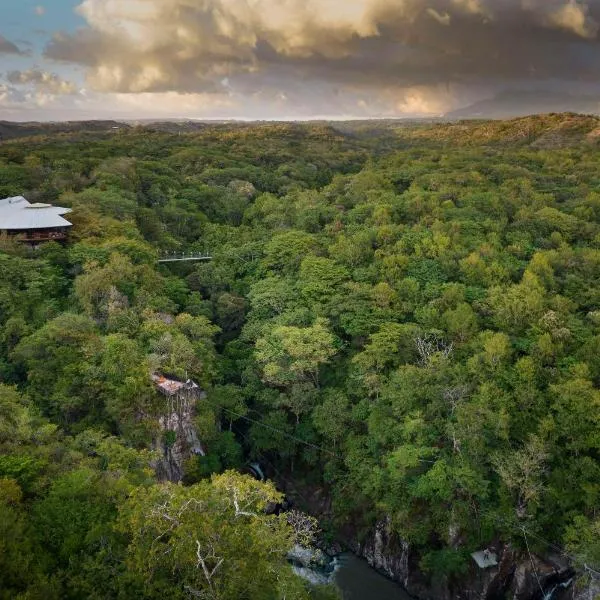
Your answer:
4;0;600;119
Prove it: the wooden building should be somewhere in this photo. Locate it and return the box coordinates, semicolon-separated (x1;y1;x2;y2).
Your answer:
0;196;72;243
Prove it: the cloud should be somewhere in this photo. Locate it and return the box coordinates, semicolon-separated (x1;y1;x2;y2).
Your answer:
39;0;600;116
427;8;451;26
0;84;25;106
546;0;599;38
0;36;24;55
6;69;78;95
0;82;66;117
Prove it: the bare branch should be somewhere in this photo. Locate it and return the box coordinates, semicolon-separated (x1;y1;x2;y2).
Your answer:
195;540;224;593
415;334;453;367
286;510;320;546
232;488;258;518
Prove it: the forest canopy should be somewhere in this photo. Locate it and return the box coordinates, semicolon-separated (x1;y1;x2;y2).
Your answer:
1;114;600;598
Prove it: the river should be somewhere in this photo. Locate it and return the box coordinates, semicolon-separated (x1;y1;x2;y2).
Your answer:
334;554;411;600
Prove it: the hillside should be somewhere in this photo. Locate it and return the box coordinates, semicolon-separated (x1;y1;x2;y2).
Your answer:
0;120;131;141
379;113;600;148
3;113;600;149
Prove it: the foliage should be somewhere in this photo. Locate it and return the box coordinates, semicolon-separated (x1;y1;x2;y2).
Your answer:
2;115;600;595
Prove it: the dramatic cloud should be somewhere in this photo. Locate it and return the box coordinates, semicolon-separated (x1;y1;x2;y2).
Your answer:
32;0;600;116
6;69;78;95
0;36;23;55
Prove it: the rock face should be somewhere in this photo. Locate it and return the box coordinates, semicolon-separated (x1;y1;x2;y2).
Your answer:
572;577;600;600
153;377;205;482
351;517;446;600
354;518;411;587
509;552;574;600
155;405;204;482
351;517;575;600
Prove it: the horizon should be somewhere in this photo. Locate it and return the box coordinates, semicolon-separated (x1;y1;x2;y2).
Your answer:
1;115;446;124
2;110;600;126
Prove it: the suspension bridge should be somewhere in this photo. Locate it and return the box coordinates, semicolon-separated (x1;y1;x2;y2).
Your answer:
157;252;212;263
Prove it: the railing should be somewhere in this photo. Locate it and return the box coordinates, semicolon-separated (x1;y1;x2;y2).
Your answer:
15;230;68;242
157;252;212;263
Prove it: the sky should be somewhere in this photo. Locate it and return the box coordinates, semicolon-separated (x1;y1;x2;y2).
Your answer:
1;0;600;121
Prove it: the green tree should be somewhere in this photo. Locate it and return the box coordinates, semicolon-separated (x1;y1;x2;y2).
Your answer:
256;319;337;388
118;471;310;600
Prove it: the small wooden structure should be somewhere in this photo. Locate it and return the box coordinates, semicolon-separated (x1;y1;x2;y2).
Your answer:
153;373;200;398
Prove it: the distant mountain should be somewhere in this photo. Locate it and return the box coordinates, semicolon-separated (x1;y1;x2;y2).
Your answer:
445;91;600;119
0;120;130;141
3;113;600;150
127;120;211;134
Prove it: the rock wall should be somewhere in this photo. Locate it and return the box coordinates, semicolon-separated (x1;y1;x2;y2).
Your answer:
155;390;205;482
350;517;575;600
572;577;600;600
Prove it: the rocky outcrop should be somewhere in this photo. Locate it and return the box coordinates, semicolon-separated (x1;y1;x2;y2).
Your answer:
155;406;204;482
354;517;411;587
350;517;575;600
571;576;600;600
154;380;205;482
351;517;446;600
509;552;574;600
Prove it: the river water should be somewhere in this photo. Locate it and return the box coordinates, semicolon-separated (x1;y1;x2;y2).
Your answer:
334;554;411;600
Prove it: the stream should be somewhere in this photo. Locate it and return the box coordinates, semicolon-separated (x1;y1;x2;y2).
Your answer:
289;547;411;599
334;554;411;600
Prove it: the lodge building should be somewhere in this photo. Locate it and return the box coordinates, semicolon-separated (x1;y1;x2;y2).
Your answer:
0;196;73;243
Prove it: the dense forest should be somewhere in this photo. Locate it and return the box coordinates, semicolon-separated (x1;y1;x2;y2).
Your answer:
1;114;600;599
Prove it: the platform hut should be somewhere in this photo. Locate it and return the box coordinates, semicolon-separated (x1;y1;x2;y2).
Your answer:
0;196;72;244
152;373;200;419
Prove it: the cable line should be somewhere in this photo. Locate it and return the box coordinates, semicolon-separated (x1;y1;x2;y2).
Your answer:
522;527;545;597
219;405;339;458
203;392;435;463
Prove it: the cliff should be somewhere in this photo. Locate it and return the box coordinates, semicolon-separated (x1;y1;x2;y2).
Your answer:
352;517;575;600
152;375;205;482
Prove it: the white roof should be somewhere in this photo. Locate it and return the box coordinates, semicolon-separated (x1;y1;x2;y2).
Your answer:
0;196;72;230
471;550;498;569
